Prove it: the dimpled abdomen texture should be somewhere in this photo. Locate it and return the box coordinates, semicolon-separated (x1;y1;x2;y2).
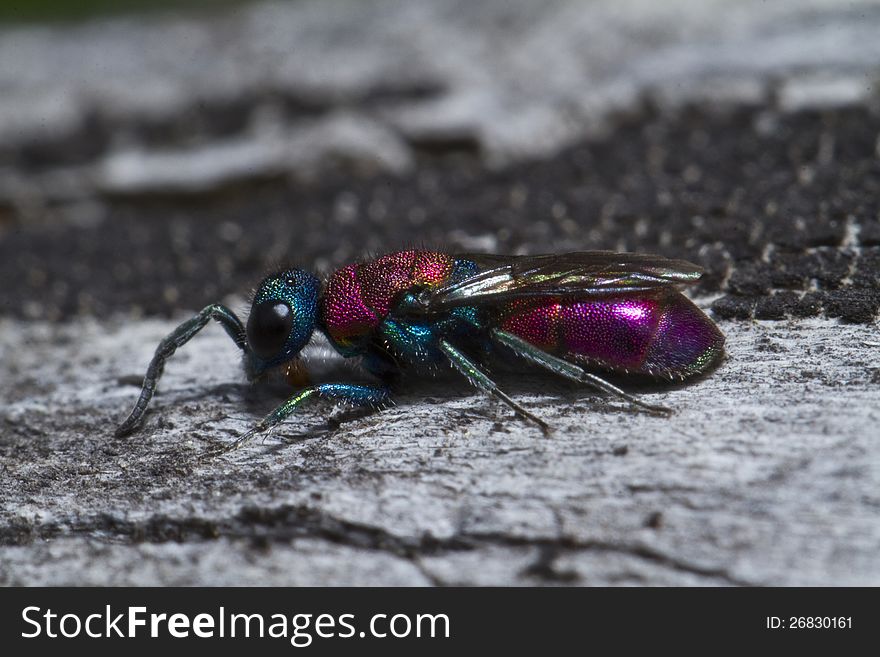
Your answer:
499;291;723;379
641;292;725;379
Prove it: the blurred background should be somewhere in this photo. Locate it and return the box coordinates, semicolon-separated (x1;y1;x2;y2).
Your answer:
1;0;878;323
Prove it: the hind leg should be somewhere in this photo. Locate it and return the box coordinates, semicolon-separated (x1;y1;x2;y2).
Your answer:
491;329;672;416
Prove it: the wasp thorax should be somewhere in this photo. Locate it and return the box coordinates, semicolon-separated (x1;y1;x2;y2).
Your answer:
247;300;293;360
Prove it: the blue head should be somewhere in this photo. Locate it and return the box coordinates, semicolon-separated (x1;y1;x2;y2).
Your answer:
245;268;320;379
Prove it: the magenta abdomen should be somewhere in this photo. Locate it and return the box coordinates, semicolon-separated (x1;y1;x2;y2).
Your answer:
499;292;723;379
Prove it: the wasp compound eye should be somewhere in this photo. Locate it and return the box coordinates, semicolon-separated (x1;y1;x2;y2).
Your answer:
247;301;293;360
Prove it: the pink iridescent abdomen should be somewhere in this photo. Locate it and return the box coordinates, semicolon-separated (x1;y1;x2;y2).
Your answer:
498;292;724;379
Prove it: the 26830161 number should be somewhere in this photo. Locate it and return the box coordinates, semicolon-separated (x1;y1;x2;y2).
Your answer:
788;617;851;629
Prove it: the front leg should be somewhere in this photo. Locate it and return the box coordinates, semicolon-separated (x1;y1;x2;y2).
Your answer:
208;383;391;456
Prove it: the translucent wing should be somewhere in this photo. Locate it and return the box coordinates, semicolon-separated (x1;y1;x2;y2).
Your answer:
422;251;704;310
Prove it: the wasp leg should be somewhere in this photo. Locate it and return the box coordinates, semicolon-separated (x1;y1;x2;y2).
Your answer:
206;383;392;456
115;304;248;437
491;329;672;416
438;339;551;434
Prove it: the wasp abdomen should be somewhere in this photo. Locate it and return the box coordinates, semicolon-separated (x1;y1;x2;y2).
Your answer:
641;292;725;379
498;292;723;379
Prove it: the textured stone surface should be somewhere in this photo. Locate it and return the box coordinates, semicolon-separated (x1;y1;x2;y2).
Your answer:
1;316;879;586
1;0;880;586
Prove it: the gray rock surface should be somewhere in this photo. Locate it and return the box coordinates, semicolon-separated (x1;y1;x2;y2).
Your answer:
1;314;879;585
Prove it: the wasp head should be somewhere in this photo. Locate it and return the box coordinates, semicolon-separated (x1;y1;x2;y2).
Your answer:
245;268;320;380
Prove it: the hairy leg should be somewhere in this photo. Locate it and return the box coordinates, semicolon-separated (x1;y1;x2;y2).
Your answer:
491;329;672;416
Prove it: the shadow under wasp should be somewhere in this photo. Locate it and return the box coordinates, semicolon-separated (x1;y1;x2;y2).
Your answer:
116;250;725;453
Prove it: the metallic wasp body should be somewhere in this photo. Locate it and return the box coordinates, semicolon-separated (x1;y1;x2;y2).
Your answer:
116;250;725;451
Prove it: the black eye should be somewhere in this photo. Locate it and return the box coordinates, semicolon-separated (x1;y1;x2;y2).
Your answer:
247;301;293;360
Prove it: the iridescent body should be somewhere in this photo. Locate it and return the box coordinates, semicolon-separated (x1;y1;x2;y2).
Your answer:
497;293;721;379
116;249;725;452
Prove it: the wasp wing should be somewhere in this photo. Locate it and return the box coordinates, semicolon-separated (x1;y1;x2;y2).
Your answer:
422;251;704;310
